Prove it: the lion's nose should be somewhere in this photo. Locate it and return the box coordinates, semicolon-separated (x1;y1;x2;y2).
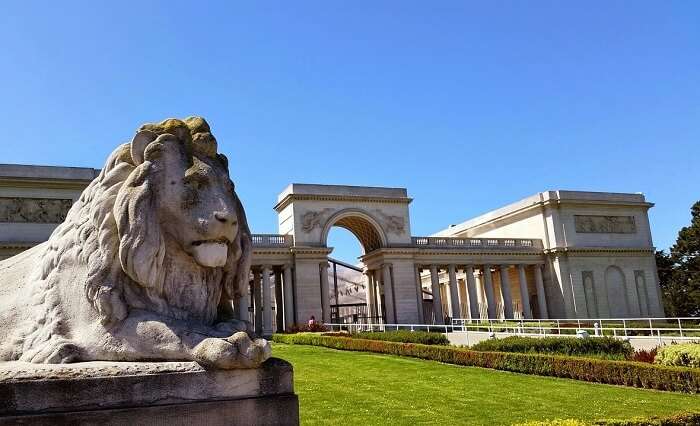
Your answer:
214;211;235;224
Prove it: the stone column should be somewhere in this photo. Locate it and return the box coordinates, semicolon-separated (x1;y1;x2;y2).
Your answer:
482;265;497;319
414;265;425;324
274;268;284;332
448;265;460;319
320;262;331;323
374;269;383;322
262;265;273;336
518;264;532;319
465;266;480;320
429;265;444;324
253;268;262;335
364;269;375;324
382;264;396;324
534;264;549;319
283;264;294;329
500;265;514;319
236;274;251;323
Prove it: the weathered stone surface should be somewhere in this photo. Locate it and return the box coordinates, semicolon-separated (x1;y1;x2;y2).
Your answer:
0;358;298;425
0;117;268;368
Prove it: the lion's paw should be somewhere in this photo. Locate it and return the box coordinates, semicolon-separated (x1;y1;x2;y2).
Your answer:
24;340;83;364
192;332;271;369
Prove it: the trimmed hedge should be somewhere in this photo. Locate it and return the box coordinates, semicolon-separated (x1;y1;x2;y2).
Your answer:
322;330;449;345
516;412;700;425
470;336;633;360
655;343;700;369
272;334;700;393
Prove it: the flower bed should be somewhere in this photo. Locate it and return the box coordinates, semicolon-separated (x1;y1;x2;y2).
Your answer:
272;334;700;393
515;411;700;425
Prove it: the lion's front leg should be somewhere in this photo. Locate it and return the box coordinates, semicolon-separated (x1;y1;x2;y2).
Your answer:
97;310;270;368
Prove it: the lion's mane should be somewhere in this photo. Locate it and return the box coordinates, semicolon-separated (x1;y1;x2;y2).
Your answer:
18;117;252;361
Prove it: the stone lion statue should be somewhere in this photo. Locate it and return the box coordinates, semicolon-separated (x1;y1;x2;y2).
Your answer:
0;117;270;368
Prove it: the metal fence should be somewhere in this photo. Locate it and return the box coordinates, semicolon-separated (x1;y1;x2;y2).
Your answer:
324;317;700;343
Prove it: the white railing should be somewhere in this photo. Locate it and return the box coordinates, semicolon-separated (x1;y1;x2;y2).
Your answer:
251;234;294;247
324;317;700;343
325;322;457;334
411;237;542;249
450;317;700;342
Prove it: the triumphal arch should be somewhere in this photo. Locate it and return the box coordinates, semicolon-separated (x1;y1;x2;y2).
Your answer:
274;184;419;325
1;165;666;336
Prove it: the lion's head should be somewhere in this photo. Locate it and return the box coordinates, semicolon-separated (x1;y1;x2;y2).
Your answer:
41;117;252;327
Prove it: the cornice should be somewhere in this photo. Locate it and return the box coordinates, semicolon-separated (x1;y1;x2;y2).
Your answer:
545;246;655;255
289;246;334;257
251;248;294;256
0;241;41;250
0;178;92;191
360;246;545;262
443;197;653;237
274;194;412;212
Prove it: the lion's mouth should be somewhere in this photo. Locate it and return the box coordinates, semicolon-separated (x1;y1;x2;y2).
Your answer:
190;239;229;268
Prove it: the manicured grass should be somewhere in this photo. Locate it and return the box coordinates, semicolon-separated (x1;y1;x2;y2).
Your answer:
273;343;700;425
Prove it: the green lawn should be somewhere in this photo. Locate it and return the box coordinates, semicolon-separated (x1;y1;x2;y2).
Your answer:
273;343;700;425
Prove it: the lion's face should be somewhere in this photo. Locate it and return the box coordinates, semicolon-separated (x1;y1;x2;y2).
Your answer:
157;144;239;269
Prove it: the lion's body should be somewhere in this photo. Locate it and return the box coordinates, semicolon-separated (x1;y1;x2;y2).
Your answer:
0;117;268;368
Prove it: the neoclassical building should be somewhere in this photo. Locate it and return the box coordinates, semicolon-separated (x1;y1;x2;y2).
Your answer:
0;164;664;334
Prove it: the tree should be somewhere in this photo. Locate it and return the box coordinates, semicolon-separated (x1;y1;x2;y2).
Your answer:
657;201;700;317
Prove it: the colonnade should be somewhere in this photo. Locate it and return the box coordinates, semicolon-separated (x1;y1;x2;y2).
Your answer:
361;264;397;325
418;263;549;324
245;264;295;335
242;261;552;332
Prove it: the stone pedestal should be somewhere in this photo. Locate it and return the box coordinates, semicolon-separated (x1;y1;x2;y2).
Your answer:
0;358;298;425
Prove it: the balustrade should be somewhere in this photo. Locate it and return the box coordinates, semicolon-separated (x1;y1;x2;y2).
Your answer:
410;236;542;249
251;234;294;247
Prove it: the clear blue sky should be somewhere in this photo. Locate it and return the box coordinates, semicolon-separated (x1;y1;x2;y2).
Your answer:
1;2;698;264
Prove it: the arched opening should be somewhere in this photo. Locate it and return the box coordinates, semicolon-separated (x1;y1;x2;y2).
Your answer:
322;210;388;323
321;209;387;254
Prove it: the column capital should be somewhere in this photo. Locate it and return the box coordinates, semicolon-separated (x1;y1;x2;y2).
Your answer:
261;264;273;271
319;261;330;269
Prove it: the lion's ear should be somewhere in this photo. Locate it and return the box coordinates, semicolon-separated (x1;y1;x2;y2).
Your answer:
130;130;158;166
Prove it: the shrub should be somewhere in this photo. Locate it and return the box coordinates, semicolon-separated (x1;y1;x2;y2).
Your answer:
630;348;657;364
516;412;700;425
322;330;449;345
469;336;633;360
655;343;700;368
272;334;700;393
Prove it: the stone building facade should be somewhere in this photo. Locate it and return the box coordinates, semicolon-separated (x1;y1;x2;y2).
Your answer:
0;164;665;333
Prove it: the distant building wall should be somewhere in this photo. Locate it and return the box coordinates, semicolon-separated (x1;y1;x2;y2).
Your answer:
0;164;99;260
433;190;664;318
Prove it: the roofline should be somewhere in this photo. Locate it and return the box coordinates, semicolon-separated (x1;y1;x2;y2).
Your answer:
433;190;653;237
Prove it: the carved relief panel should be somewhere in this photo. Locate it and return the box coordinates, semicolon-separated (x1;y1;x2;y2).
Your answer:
574;215;636;234
0;198;73;223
